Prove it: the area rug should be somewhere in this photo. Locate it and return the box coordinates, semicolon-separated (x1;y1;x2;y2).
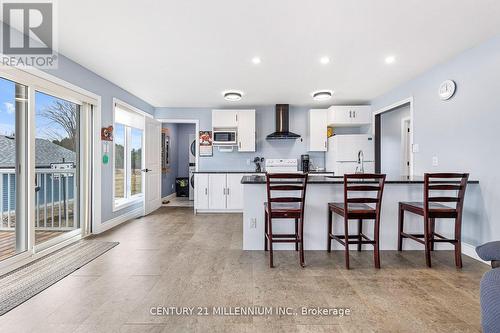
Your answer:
0;240;118;316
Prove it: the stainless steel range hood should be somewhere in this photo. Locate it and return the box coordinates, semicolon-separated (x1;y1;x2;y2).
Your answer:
266;104;301;140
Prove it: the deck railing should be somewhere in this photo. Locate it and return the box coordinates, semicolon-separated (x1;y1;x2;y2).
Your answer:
0;168;77;231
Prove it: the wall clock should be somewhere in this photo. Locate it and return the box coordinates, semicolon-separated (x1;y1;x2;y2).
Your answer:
439;80;456;100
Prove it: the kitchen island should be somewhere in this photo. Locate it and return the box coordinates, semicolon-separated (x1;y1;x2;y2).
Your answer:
241;175;480;251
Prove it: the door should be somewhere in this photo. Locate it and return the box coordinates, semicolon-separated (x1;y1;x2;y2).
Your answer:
309;109;327;151
226;173;244;210
237;110;255;152
212;110;237;128
401;118;412;176
144;117;162;215
208;174;226;210
194;173;209;209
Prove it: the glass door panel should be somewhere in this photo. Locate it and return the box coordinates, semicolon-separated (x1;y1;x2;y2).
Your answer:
0;77;27;261
34;91;80;246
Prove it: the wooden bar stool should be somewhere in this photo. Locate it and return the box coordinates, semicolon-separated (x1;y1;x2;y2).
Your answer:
398;173;469;268
327;174;386;269
264;173;308;268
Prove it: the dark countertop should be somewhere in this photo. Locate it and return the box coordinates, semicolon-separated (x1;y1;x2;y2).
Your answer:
194;171;334;175
241;175;479;184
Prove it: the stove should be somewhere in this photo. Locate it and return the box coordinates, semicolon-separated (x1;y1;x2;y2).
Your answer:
264;159;299;173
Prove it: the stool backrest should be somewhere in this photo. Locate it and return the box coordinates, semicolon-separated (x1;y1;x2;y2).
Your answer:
343;173;386;213
265;173;308;216
424;173;469;214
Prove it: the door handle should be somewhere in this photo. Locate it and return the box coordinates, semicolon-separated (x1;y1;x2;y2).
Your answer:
141;168;151;172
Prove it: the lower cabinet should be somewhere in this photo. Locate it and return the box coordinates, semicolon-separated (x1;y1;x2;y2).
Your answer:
194;173;247;212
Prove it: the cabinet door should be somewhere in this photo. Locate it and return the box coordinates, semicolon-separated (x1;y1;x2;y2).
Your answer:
327;106;351;126
226;173;245;210
350;106;372;125
194;174;209;210
309;109;328;151
212;110;238;128
237;110;256;152
208;174;227;210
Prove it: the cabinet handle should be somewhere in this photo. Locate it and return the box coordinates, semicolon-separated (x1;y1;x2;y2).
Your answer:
223;188;226;195
227;188;230;195
236;114;238;122
353;111;356;118
205;188;208;195
238;141;241;149
349;111;352;118
324;141;327;148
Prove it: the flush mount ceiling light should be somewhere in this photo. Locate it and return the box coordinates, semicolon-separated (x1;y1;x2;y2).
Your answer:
312;90;333;101
385;55;396;64
223;90;243;101
320;56;330;64
251;56;261;64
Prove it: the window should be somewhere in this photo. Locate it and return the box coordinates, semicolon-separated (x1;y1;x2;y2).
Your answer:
113;102;145;210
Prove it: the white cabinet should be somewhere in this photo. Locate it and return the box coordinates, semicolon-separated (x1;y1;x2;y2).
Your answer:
327;105;372;127
308;109;328;151
212;110;256;152
237;110;256;152
208;174;227;210
212;110;238;128
194;174;209;210
195;173;253;212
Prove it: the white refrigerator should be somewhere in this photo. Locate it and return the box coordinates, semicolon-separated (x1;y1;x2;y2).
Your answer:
326;134;375;175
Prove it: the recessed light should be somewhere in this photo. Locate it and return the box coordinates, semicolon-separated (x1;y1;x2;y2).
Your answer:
385;55;396;64
251;56;261;64
223;90;243;102
320;56;330;64
312;90;333;101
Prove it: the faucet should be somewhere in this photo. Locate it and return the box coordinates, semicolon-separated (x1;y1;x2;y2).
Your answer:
356;150;364;174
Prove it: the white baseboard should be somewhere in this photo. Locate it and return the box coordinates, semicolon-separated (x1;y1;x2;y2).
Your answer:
162;193;176;202
96;207;144;234
462;242;488;265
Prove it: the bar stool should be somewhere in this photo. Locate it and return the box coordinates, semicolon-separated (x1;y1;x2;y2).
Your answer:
398;173;469;268
327;174;386;269
264;173;308;268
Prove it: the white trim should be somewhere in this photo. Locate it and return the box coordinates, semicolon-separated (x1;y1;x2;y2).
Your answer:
373;97;415;177
162;192;176;201
95;207;143;234
462;242;489;265
113;196;144;212
156;118;200;172
113;98;153;119
33;229;82;253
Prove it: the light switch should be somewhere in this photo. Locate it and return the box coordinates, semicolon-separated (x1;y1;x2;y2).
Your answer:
250;218;257;229
412;144;419;153
432;156;439;166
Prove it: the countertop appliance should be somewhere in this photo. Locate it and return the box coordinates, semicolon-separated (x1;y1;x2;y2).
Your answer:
213;129;237;145
265;159;299;173
326;134;375;175
266;104;301;140
301;154;310;172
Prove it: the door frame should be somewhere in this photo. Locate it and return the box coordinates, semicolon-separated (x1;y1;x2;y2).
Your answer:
0;66;101;273
372;97;414;177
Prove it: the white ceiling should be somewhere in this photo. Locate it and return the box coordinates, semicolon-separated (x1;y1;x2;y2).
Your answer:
57;0;500;107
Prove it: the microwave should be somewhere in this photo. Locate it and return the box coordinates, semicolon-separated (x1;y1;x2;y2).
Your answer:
213;130;237;145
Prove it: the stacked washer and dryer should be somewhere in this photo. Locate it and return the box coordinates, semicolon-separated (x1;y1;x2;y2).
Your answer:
188;134;196;201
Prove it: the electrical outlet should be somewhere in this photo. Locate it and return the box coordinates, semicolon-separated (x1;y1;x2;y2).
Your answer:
246;159;251;165
432;156;439;166
250;218;257;229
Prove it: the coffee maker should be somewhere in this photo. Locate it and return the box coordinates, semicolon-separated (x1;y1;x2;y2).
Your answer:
300;154;310;173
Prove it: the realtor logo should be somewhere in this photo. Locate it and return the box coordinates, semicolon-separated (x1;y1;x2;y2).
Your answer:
1;1;57;68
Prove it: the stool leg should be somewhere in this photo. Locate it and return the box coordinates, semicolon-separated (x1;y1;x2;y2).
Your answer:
455;216;463;268
398;204;404;251
264;211;268;252
268;216;274;268
327;209;332;253
357;219;362;252
429;218;435;251
299;217;305;268
295;218;299;251
423;216;432;268
344;216;350;269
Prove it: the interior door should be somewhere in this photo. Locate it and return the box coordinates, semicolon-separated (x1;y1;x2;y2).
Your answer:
144;117;161;215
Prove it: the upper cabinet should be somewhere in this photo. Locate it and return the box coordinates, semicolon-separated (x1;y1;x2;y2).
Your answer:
327;105;372;127
308;109;328;152
212;109;256;152
212;110;238;128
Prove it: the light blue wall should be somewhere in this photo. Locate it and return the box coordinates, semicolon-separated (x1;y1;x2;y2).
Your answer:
176;124;195;178
161;123;178;197
1;21;155;223
371;35;500;246
155;106;326;171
